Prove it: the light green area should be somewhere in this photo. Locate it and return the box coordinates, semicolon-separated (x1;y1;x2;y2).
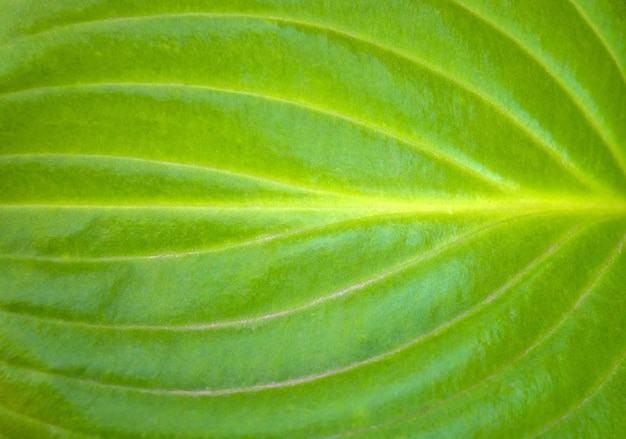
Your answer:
0;1;625;438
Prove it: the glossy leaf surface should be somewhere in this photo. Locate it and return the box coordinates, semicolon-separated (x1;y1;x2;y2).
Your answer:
1;1;626;437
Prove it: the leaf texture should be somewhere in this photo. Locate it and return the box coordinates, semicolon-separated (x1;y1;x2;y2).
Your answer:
0;1;625;438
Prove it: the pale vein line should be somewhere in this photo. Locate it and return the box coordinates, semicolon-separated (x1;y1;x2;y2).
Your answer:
0;8;622;434
2;199;626;213
0;214;583;397
527;345;626;438
0;204;387;211
566;0;626;86
1;12;613;193
448;0;626;177
0;210;396;262
0;402;90;438
1;199;626;213
0;81;516;193
0;153;358;200
2;201;623;262
0;213;534;331
338;228;626;437
19;12;606;194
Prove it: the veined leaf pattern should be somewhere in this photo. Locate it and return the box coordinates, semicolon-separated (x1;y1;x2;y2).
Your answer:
1;1;625;438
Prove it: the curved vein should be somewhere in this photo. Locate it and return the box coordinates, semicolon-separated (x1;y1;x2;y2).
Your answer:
0;402;89;438
0;209;400;262
528;345;626;438
0;153;358;201
0;212;536;330
448;0;626;177
0;82;516;193
566;0;626;86
340;228;626;437
0;213;582;397
0;12;612;193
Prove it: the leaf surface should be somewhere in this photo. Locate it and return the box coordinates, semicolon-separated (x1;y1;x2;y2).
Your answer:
1;1;625;437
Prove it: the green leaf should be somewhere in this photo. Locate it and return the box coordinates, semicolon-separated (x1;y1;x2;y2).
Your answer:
1;1;625;437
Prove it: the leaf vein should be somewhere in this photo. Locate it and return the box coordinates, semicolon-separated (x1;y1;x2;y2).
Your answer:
0;402;91;438
0;82;516;193
337;228;626;437
19;10;615;191
566;0;626;86
0;214;586;398
527;344;626;438
0;153;357;201
448;0;626;178
0;213;534;329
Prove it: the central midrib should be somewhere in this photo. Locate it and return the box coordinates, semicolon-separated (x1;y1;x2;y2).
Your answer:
2;198;626;214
